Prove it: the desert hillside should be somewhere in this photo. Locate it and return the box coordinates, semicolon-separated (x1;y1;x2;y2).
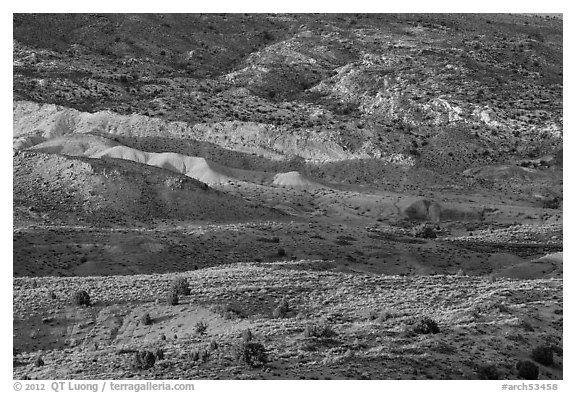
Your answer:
13;13;562;380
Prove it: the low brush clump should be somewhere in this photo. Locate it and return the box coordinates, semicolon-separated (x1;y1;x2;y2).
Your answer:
273;297;290;318
303;322;337;338
234;342;267;368
242;328;253;342
531;345;554;366
411;316;440;334
213;302;244;319
516;360;539;380
190;349;210;363
133;350;156;370
171;277;191;296
411;223;438;239
209;340;218;350
141;313;152;326
33;355;44;367
71;290;91;307
195;320;208;336
166;290;179;306
477;364;501;380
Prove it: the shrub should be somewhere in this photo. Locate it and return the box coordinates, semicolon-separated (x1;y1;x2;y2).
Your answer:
273;297;290;318
166;290;179;306
72;290;90;307
34;355;44;367
214;302;243;319
272;307;283;318
190;349;209;363
172;277;191;296
531;345;554;366
477;364;500;379
195;320;208;336
242;328;253;342
412;317;440;334
542;197;560;209
141;313;152;326
411;223;437;239
235;342;267;368
200;349;210;363
133;350;156;370
304;323;337;338
516;360;539;379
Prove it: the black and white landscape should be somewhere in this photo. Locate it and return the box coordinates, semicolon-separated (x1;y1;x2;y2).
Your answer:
13;13;562;380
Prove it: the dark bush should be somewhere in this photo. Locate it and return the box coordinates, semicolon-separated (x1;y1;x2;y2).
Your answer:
303;323;337;338
411;223;437;239
516;360;539;379
34;355;44;367
195;320;208;335
235;342;267;368
133;350;156;370
542;197;560;210
477;364;501;379
171;277;191;296
412;317;440;334
277;248;286;257
272;306;283;318
242;328;253;343
141;313;152;326
273;297;290;318
214;302;243;319
190;349;209;363
166;290;179;306
72;290;90;306
209;340;218;350
531;345;554;366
